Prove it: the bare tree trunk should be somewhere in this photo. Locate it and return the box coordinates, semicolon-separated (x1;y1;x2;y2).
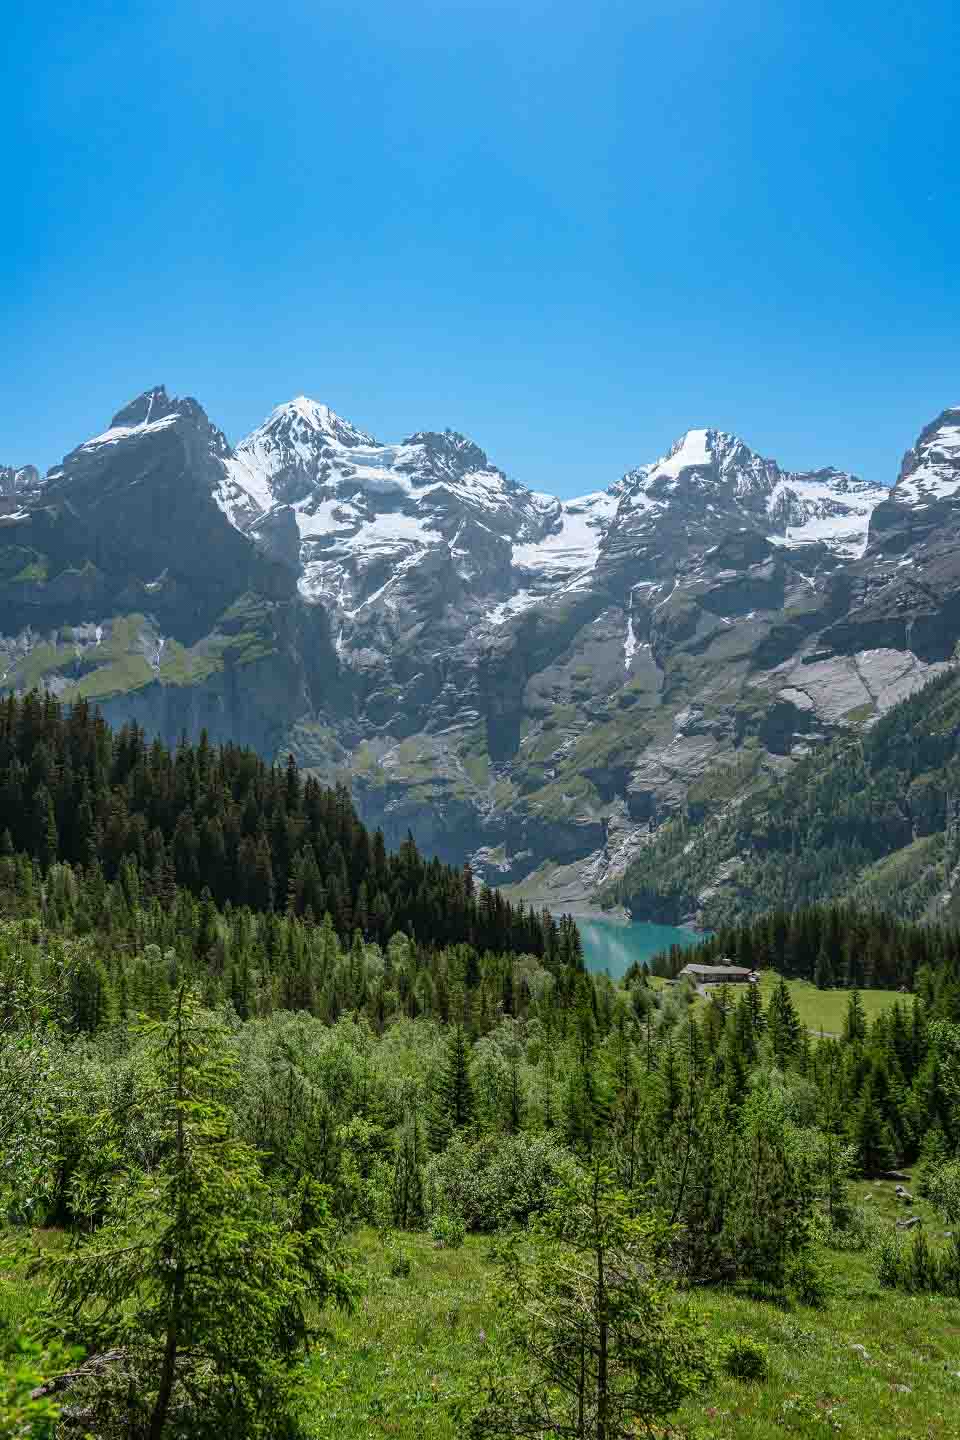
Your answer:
148;1265;182;1440
578;1340;586;1440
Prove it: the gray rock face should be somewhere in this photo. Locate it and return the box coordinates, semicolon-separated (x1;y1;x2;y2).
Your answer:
32;386;293;643
5;388;960;900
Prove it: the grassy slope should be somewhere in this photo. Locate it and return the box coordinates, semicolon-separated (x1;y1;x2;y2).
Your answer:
304;1194;960;1440
679;975;905;1037
6;1182;960;1439
753;975;904;1036
301;1230;489;1438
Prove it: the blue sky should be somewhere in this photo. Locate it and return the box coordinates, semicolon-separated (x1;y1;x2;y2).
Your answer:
3;0;958;495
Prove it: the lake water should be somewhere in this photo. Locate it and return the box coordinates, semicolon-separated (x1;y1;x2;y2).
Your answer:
578;916;702;979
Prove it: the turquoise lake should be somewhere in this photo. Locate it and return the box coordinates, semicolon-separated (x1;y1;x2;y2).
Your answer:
578;917;702;979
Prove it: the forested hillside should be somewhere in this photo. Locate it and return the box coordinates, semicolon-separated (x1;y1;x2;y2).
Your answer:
607;668;960;927
4;885;960;1436
4;701;960;1438
4;878;960;1433
0;690;565;959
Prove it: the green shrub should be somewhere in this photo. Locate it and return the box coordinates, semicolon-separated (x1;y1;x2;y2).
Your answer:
876;1227;960;1297
907;1228;935;1292
922;1160;960;1225
788;1252;832;1308
381;1231;411;1278
823;1204;882;1254
429;1212;466;1250
876;1234;904;1289
938;1234;960;1296
424;1133;579;1233
722;1337;769;1381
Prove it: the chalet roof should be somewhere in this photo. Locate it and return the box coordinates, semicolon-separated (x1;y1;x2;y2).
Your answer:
679;963;753;979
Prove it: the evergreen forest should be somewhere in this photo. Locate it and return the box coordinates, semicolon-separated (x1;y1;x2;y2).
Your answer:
2;696;960;1439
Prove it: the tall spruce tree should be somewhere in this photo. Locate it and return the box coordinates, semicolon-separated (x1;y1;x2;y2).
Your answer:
767;978;802;1068
429;1022;474;1151
38;987;352;1438
844;988;867;1044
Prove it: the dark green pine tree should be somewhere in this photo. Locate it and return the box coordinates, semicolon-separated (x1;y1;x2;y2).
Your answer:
814;938;835;990
391;1112;427;1229
563;1058;608;1159
729;990;761;1068
851;1073;896;1174
844;988;867;1044
196;887;219;964
504;1044;525;1135
656;1039;684;1129
429;1023;474;1150
34;785;58;871
68;947;116;1034
39;987;353;1437
767;978;802;1068
744;980;766;1037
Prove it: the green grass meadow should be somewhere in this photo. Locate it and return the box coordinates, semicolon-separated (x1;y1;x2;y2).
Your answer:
691;974;906;1037
305;1191;960;1440
6;1176;960;1439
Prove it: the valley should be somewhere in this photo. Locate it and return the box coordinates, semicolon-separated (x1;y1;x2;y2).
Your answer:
4;387;959;923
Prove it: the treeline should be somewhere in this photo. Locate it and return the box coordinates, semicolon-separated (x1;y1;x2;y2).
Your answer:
644;901;960;1006
607;669;960;926
0;689;567;958
0;852;586;1035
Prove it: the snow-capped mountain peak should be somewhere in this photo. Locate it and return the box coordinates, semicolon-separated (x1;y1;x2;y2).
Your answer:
894;406;960;506
618;427;773;500
215;397;379;528
260;396;377;450
652;427;716;478
605;427;885;559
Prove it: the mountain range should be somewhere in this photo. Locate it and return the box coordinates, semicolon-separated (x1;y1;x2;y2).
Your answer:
3;387;959;915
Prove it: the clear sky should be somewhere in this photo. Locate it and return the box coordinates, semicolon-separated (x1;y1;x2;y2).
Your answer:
3;0;958;496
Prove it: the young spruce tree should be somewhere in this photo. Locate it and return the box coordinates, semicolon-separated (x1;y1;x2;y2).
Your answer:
38;987;352;1439
429;1022;474;1151
467;1163;709;1439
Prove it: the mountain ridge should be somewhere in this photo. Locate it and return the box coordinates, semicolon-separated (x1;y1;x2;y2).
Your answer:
3;385;958;920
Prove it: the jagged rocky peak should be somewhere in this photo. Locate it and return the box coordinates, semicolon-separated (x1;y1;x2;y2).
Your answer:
614;428;777;519
862;405;960;561
45;386;226;482
110;384;181;429
398;429;495;481
894;405;960;505
42;385;235;523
